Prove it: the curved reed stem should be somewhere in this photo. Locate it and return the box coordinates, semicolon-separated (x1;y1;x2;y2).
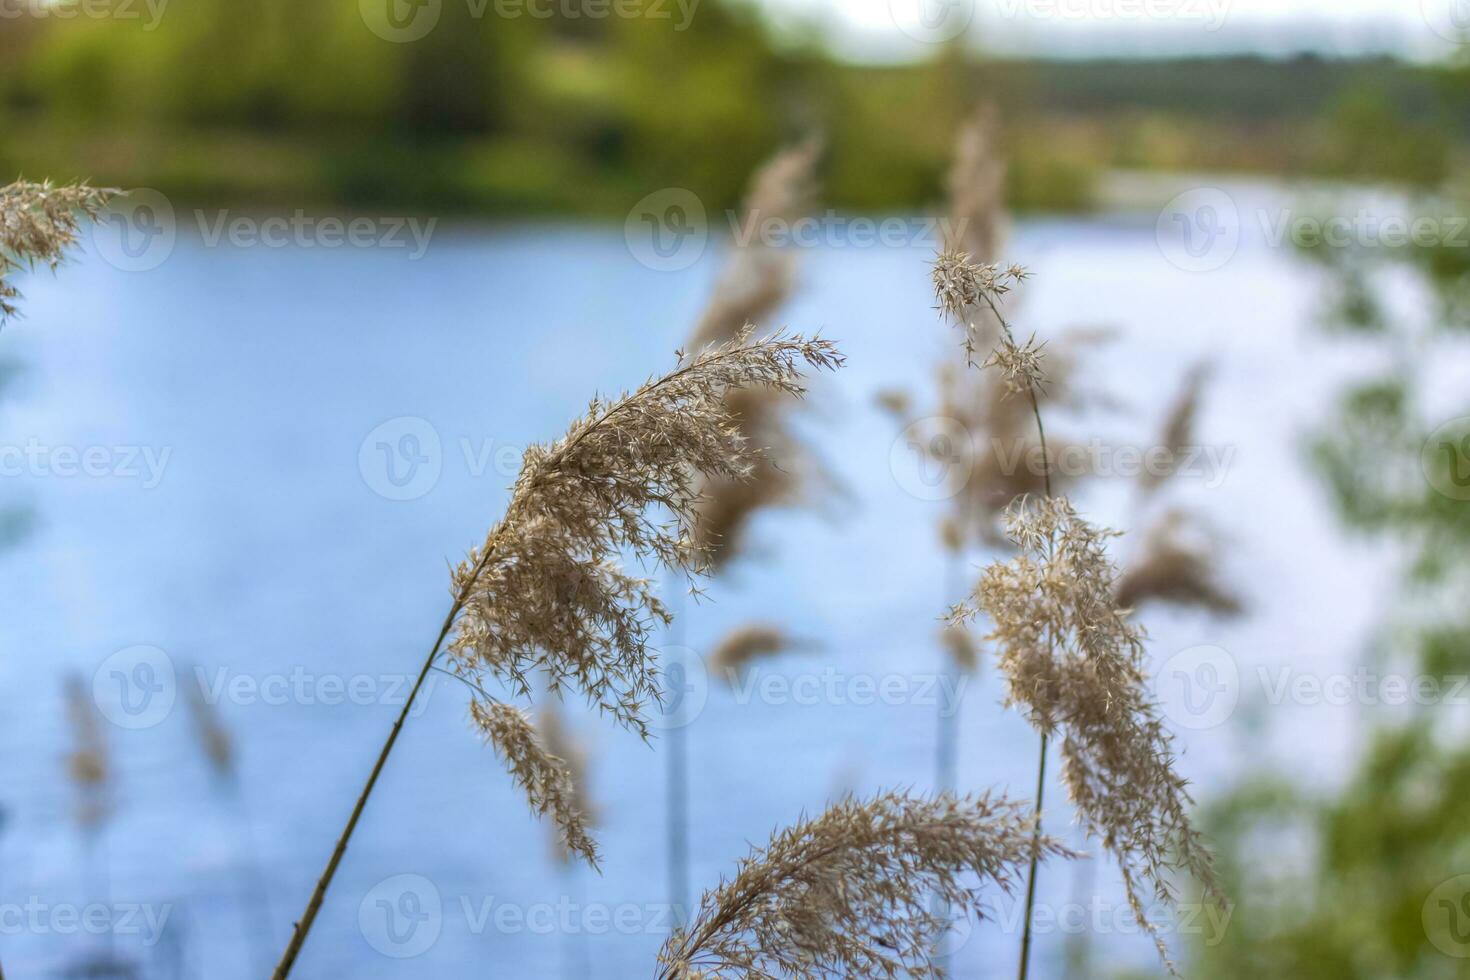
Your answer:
271;547;494;979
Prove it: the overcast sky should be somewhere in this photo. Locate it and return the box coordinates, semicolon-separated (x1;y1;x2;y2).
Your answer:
752;0;1470;61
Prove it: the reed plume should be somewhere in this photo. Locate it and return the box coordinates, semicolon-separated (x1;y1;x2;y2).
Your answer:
951;497;1218;971
1116;509;1242;617
64;674;111;833
534;700;598;867
707;623;799;684
932;251;1220;975
273;329;842;978
687;139;827;569
1;180;114;322
1138;363;1210;496
656;792;1071;980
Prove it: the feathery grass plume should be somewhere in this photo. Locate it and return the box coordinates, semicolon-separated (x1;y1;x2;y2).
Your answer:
447;330;843;747
931;249;1028;367
273;331;843;979
535;700;598;867
656;792;1072;980
473;700;599;867
943;105;1010;353
1116;508;1243;617
951;496;1220;972
1;180;115;322
63;674;110;832
1139;362;1211;495
707;623;798;684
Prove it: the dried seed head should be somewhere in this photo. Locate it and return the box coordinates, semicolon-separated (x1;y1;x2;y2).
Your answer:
185;671;236;779
1;180;115;322
954;496;1220;971
931;249;1027;365
983;334;1049;396
446;331;842;864
1116;509;1242;617
536;700;598;867
939;622;978;673
472;700;599;868
657;791;1072;980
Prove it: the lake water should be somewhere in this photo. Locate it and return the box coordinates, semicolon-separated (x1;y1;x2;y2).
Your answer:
0;182;1407;977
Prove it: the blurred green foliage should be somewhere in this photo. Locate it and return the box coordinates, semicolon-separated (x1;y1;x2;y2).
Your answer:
3;1;1464;215
1182;183;1470;979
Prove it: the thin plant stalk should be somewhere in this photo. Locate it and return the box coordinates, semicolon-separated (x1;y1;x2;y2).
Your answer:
271;548;494;979
666;583;690;926
978;290;1055;980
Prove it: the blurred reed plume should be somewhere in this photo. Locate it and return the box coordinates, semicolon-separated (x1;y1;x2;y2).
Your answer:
943;105;1010;353
656;792;1071;979
0;180;114;322
274;329;843;978
534;700;598;867
63;674;110;833
184;674;234;779
707;623;800;684
688;138;820;352
938;622;978;673
1139;362;1211;497
688;139;828;569
1117;508;1243;617
953;497;1219;971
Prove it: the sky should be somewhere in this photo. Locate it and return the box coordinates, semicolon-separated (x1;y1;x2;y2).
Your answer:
753;0;1470;61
